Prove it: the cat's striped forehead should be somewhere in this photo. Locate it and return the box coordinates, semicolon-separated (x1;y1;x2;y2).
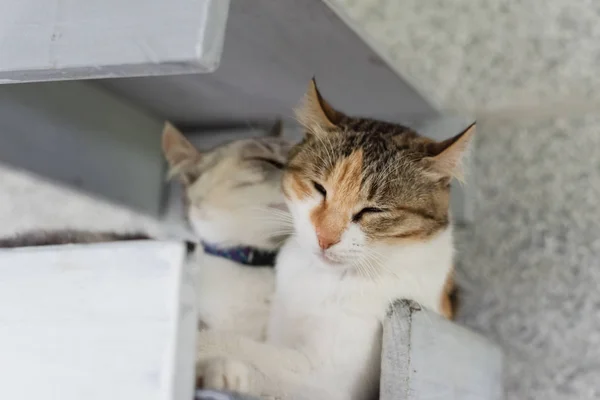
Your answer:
284;79;473;243
283;118;454;242
289;122;438;203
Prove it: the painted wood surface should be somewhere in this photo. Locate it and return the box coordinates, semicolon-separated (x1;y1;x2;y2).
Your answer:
0;241;195;400
381;301;504;400
0;0;229;82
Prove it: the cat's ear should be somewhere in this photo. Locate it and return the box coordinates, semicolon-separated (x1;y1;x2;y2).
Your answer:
295;78;345;136
423;122;475;182
161;122;201;184
267;118;283;138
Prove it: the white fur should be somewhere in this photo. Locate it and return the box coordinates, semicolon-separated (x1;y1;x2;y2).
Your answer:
198;190;454;399
179;138;292;340
190;251;275;339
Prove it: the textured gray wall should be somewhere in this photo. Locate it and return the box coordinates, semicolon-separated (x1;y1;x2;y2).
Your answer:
0;0;229;81
333;0;600;114
456;114;600;400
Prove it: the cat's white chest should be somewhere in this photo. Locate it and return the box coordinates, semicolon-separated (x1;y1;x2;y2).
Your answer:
269;230;455;346
267;240;384;399
268;240;384;347
190;251;275;340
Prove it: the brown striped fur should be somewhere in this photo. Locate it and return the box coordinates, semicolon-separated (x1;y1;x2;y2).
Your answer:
309;149;364;249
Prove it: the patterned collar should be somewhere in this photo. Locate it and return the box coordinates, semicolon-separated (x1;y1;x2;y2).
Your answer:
201;242;278;267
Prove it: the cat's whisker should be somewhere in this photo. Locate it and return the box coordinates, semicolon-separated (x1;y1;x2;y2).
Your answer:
251;218;294;226
359;256;378;279
358;261;374;282
262;231;295;239
355;257;378;283
354;257;372;279
246;207;293;219
365;257;384;282
264;217;294;225
363;252;388;282
246;213;294;222
366;250;387;266
263;215;294;225
248;213;292;220
263;228;293;238
376;262;401;281
257;212;294;222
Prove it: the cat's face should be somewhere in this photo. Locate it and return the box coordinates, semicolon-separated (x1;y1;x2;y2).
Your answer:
283;80;474;269
163;123;292;249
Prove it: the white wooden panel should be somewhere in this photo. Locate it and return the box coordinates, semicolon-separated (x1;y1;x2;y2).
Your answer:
0;241;195;400
381;301;503;400
0;0;229;82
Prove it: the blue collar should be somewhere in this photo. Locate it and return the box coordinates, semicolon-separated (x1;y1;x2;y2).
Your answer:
201;242;278;267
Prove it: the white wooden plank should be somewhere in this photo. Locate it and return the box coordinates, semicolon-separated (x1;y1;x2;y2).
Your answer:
381;301;503;400
0;0;229;82
0;241;194;400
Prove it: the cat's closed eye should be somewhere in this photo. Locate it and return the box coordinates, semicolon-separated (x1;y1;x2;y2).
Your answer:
312;181;327;198
247;157;285;170
352;207;385;222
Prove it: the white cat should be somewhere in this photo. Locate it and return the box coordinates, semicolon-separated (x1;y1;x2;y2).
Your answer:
162;122;293;340
196;81;474;399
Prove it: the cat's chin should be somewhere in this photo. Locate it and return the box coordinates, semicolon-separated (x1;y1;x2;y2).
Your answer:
317;252;344;266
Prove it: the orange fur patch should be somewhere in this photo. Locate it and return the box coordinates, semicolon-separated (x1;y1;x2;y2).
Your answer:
309;150;364;248
283;170;311;200
439;271;457;320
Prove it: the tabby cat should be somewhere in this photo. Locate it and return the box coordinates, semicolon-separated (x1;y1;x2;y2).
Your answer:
196;80;474;399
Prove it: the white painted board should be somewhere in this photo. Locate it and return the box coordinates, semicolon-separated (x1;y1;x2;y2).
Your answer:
381;301;503;400
0;0;230;83
0;241;195;400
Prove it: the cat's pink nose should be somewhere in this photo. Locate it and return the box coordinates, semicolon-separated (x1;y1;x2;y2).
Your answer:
317;233;339;250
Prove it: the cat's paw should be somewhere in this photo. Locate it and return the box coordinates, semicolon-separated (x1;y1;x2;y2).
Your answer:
199;358;251;394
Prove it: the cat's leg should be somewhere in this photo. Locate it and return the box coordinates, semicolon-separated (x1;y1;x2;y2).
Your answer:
197;330;330;399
